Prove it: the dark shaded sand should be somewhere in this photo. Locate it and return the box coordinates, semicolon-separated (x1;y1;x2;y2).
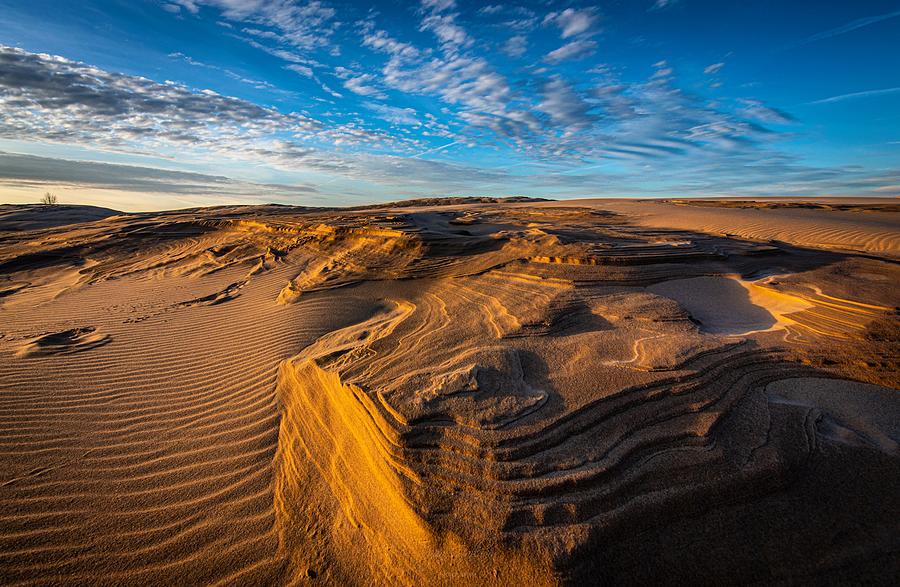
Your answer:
0;204;122;231
0;198;897;585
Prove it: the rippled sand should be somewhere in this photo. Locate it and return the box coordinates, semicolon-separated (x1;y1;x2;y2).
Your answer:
0;198;897;585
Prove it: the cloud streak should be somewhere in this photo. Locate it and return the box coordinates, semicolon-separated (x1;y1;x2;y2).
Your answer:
544;40;597;63
792;9;900;48
808;86;900;105
0;151;317;198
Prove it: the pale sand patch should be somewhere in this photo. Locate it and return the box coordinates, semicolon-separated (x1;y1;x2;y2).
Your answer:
647;275;813;335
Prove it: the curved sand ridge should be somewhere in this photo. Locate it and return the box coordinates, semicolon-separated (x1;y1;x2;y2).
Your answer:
0;200;898;584
274;279;896;583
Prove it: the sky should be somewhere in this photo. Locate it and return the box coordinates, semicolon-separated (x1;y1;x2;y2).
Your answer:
0;0;899;211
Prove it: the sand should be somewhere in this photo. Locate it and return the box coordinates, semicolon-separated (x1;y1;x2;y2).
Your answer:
588;198;900;258
0;199;897;585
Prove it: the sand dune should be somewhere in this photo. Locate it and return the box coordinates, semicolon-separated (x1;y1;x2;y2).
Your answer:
582;198;900;257
0;204;122;232
0;199;897;585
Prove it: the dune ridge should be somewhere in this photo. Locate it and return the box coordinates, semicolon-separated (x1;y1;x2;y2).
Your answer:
0;199;898;584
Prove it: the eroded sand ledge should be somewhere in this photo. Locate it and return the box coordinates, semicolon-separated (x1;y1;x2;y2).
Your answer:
0;199;897;585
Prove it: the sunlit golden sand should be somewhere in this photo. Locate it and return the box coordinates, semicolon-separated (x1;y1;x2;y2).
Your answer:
0;198;897;585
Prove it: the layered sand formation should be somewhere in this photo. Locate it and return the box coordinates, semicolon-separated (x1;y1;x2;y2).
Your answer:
0;199;898;585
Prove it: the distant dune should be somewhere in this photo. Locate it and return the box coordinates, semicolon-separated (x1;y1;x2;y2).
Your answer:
0;199;897;585
0;204;123;231
589;198;900;258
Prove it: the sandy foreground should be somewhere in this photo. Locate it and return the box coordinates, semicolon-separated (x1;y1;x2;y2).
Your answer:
0;198;897;585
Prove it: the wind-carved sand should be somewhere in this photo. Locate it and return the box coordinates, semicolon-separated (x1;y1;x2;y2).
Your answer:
0;199;897;585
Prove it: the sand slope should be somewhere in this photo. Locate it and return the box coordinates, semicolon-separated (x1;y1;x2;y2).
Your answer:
0;199;897;585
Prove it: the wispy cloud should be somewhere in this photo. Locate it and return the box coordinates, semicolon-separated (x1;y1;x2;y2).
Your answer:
168;52;279;91
543;8;599;39
411;140;459;158
738;99;793;123
419;0;472;53
792;9;900;48
649;0;678;12
478;5;503;16
536;78;594;142
502;35;527;57
171;0;338;50
362;28;422;59
544;39;597;64
364;102;419;127
335;69;386;99
809;86;900;105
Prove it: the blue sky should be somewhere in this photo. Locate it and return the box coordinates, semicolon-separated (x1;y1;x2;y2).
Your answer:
0;0;898;210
